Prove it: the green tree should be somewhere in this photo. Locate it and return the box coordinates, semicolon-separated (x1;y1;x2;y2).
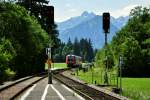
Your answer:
111;6;150;76
80;38;88;62
0;2;49;78
121;37;143;76
0;37;16;82
17;0;60;52
87;39;94;62
66;38;73;54
79;38;94;62
95;44;114;70
73;37;80;56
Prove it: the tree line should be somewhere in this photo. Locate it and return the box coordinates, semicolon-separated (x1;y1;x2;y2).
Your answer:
96;6;150;77
53;38;96;63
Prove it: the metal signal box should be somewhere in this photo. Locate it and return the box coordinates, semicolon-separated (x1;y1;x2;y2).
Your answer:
103;13;110;33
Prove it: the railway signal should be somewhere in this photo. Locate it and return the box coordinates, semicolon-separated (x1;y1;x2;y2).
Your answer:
102;12;110;85
103;13;110;33
42;5;54;24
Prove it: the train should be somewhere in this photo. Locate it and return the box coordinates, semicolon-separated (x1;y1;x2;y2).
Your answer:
66;55;82;68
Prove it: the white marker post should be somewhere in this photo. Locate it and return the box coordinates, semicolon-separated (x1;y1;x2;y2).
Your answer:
46;48;52;84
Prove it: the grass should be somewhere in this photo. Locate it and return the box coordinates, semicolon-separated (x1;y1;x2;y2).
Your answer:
45;63;67;70
74;67;150;100
122;78;150;100
75;67;117;85
76;67;104;84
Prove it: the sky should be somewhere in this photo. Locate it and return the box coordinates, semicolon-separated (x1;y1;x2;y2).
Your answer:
49;0;150;22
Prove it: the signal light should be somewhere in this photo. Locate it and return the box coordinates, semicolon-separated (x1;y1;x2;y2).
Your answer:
42;5;54;24
103;13;110;33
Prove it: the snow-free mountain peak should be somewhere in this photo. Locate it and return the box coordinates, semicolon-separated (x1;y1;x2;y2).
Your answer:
81;11;96;17
57;11;96;31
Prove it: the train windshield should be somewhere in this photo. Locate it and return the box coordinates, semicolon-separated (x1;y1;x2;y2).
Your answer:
68;56;73;61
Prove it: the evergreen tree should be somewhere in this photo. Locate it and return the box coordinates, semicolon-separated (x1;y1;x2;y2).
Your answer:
79;38;94;62
87;39;94;62
80;38;87;62
73;37;80;56
67;38;73;54
53;42;65;62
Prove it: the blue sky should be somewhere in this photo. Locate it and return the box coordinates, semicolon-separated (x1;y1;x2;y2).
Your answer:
49;0;150;22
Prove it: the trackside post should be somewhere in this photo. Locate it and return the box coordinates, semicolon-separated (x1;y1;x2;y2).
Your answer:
46;48;52;84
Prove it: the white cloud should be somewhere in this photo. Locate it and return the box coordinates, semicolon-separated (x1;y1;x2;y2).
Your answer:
111;4;138;18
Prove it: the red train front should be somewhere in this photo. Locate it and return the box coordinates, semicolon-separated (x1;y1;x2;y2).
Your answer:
66;55;82;68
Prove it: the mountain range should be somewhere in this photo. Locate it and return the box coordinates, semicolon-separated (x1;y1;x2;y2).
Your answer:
57;11;129;48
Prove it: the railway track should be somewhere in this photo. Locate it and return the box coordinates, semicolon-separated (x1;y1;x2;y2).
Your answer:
53;72;128;100
0;73;47;100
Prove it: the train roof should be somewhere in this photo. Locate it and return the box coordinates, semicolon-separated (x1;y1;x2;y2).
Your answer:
66;54;75;57
66;54;82;58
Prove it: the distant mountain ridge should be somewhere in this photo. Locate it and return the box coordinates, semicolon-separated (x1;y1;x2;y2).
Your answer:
57;11;129;48
111;16;129;29
57;11;96;31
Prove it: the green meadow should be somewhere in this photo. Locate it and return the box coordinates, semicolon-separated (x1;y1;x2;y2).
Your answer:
122;78;150;100
45;63;67;70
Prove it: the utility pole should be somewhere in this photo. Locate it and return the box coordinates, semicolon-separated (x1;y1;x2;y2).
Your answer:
119;54;123;95
102;12;110;85
104;33;108;85
44;5;54;84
